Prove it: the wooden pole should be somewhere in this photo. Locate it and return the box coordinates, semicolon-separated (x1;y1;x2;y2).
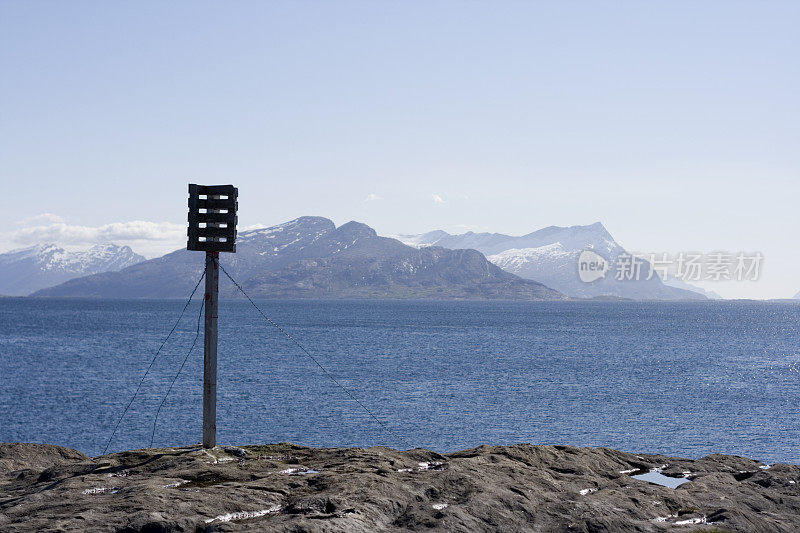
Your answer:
189;185;236;449
203;250;219;448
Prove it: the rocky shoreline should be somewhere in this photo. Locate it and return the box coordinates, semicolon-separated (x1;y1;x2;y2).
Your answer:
2;442;799;532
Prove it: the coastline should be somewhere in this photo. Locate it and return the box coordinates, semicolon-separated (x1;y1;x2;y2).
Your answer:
2;442;799;532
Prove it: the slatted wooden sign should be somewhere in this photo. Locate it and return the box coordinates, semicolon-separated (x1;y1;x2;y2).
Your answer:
187;184;238;252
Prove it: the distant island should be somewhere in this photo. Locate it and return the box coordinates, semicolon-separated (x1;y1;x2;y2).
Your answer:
29;217;564;301
393;223;707;300
3;216;708;301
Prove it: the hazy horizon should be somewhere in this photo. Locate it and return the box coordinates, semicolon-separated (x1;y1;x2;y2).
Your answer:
1;2;797;299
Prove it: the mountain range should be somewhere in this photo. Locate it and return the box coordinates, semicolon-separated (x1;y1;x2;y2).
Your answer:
6;218;722;301
393;223;704;300
0;244;145;296
31;217;565;300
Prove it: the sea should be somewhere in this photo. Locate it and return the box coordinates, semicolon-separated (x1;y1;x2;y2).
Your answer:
2;298;800;464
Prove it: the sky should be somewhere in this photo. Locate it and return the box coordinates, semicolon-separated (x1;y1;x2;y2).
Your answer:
1;1;797;299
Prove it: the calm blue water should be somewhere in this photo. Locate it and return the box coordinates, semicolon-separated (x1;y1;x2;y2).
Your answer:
1;298;800;464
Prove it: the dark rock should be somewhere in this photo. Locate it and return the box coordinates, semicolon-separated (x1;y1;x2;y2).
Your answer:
1;442;800;532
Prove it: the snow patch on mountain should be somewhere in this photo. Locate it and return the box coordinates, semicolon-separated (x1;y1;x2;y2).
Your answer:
0;244;145;296
488;243;574;271
391;223;705;300
391;230;450;249
238;216;335;258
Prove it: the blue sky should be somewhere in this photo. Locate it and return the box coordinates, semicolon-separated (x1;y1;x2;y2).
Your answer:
1;1;797;298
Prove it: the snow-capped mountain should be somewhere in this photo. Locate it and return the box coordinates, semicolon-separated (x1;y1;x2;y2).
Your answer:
33;217;565;300
0;244;145;296
394;223;618;256
392;223;704;300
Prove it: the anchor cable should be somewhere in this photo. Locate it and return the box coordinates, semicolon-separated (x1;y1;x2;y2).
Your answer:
219;264;412;450
102;271;205;455
150;297;205;448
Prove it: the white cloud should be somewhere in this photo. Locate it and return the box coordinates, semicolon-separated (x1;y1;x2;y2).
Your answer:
3;216;186;258
12;220;184;244
432;194;445;204
240;223;269;231
18;213;66;225
364;193;382;202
